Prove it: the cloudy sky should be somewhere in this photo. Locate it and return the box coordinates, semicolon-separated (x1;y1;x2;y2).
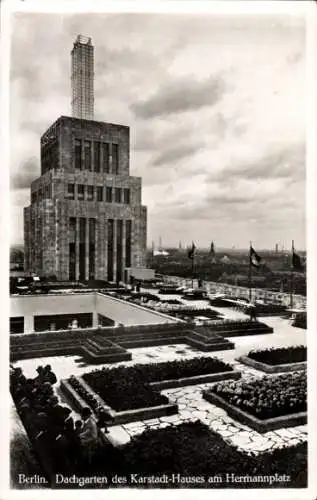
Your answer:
10;12;305;250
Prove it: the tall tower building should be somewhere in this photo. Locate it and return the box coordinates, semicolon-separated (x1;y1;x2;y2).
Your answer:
71;35;94;120
24;36;147;282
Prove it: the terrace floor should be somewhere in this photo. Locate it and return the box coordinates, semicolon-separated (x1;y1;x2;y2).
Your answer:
12;297;307;457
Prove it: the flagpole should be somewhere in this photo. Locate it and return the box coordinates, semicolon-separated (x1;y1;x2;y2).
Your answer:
192;249;195;289
248;241;252;303
290;240;294;309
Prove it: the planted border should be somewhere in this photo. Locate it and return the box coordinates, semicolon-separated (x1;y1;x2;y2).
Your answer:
203;390;307;433
61;377;178;426
237;355;307;374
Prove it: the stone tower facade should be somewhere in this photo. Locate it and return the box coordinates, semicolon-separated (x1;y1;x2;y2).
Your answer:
24;116;147;281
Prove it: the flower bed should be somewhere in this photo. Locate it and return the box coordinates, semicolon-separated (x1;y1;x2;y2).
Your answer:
248;345;306;365
195;321;273;338
81;357;234;412
202;319;269;331
237;346;307;374
62;377;178;425
76;371;169;412
203;372;307;432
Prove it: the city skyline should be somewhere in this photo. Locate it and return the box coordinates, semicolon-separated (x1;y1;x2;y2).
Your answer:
10;13;305;249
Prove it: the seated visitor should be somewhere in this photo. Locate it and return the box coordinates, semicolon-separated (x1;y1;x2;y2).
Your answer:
34;366;45;386
10;367;26;389
47;396;72;434
96;407;114;433
43;365;57;385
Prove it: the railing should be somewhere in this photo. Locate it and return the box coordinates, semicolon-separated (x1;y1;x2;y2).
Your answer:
162;276;306;309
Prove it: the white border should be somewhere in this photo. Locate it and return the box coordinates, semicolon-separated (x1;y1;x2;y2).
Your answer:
1;1;316;500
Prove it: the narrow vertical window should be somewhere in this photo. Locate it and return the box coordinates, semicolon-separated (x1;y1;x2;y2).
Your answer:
107;219;114;282
112;143;119;174
77;184;85;200
67;184;75;200
115;188;122;203
79;218;86;281
106;187;112;203
87;185;94;201
69;217;76;281
75;139;82;170
125;220;132;268
94;142;101;172
97;186;103;201
84;140;91;171
116;219;123;283
102;143;110;173
123;188;130;204
89;218;96;280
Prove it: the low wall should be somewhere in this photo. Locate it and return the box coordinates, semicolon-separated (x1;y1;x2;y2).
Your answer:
163;276;306;309
95;293;177;326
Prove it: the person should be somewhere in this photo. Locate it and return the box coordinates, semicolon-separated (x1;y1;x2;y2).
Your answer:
79;407;99;464
34;366;45;387
43;365;57;385
63;418;82;470
96;408;114;434
75;420;83;435
47;396;72;435
249;305;257;321
10;367;26;389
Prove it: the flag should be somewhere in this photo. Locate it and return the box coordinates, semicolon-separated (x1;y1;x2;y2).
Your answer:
292;251;303;270
210;241;215;256
210;241;216;263
188;242;196;260
250;246;262;268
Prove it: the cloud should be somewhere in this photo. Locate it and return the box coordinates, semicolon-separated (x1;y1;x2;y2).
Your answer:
152;142;202;167
11;157;40;190
206;144;305;183
131;74;227;118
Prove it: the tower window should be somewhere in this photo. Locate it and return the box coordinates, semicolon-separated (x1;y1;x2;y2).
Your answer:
97;186;103;201
102;143;110;173
87;185;94;201
115;188;122;203
106;187;112;203
84;140;92;170
75;139;82;170
67;184;75;200
123;188;130;204
77;184;85;200
94;142;101;172
112;144;119;174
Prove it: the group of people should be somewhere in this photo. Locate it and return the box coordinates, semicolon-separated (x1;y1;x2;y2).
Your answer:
10;364;114;474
